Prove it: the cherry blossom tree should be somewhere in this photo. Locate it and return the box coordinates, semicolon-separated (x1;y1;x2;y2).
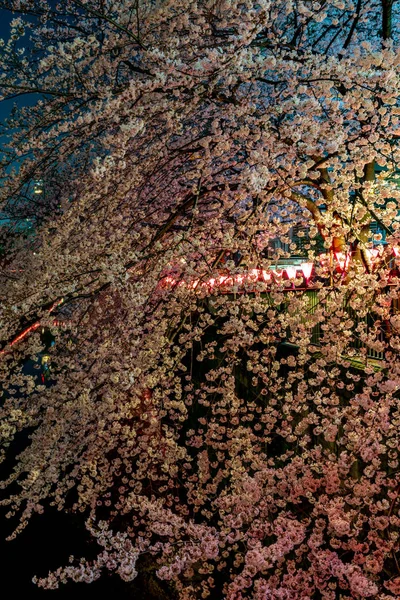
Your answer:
1;1;400;598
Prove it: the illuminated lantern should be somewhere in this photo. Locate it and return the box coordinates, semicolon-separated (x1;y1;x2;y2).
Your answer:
247;269;259;283
234;274;244;285
334;251;350;272
285;266;297;289
260;269;272;283
271;269;283;283
300;262;313;285
285;266;297;280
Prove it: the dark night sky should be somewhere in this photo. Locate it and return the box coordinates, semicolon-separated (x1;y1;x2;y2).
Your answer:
0;9;14;124
0;9;12;37
0;16;146;596
0;9;38;154
0;9;38;129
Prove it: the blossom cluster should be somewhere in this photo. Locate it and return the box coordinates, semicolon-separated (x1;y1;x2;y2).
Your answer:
0;1;400;598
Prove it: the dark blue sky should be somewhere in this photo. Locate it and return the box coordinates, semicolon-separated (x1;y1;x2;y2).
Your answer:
0;9;12;39
0;8;38;153
0;10;14;124
0;9;38;128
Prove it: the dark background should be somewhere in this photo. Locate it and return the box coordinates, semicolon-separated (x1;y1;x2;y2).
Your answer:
0;9;165;599
0;11;16;123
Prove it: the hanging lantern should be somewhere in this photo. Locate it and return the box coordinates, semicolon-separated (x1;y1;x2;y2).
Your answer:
258;269;271;283
300;262;313;285
234;274;244;285
247;269;260;283
285;266;297;281
285;266;297;288
334;251;350;272
272;269;283;283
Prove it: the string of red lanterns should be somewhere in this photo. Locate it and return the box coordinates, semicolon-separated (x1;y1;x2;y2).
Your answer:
3;247;399;353
160;262;315;290
161;245;400;291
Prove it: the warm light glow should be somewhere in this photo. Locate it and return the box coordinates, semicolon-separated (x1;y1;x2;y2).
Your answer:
285;266;297;280
317;253;329;266
0;298;64;356
335;251;350;272
366;248;379;260
260;269;272;283
393;246;400;257
272;269;283;281
10;322;41;346
162;276;176;286
159;266;320;294
300;262;313;280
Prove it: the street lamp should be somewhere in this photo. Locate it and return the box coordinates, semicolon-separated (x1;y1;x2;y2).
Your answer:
33;179;43;194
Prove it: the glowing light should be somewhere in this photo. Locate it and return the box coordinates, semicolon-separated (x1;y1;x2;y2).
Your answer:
247;269;259;282
285;266;297;280
162;276;176;286
366;248;379;260
335;251;350;272
0;298;63;357
260;270;272;283
317;253;329;267
300;262;313;281
393;247;400;257
33;180;43;195
272;269;283;282
10;322;41;346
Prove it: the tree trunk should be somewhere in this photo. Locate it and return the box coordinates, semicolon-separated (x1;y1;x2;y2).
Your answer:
381;0;393;40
